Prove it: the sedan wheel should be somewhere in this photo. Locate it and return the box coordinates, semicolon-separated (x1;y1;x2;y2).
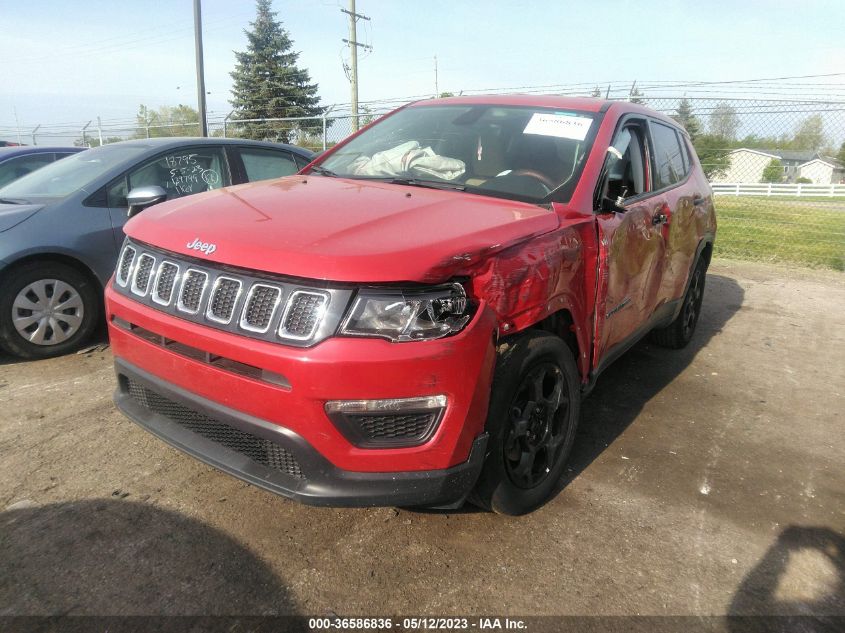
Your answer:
13;279;85;346
0;261;99;359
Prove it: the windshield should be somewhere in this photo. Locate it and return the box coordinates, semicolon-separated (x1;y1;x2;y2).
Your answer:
317;104;597;203
0;144;148;199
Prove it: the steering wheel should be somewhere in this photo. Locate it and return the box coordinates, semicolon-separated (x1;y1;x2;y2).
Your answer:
509;169;556;192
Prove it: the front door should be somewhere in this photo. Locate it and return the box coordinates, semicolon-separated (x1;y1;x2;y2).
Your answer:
593;118;669;368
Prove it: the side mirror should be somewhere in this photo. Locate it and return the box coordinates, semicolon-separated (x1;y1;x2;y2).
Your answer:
126;186;167;218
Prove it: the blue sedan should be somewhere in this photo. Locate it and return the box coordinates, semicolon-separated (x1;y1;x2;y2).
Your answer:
0;137;315;358
0;146;85;188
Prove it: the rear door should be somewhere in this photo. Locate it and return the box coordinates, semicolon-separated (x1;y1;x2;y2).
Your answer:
593;117;670;369
648;121;702;306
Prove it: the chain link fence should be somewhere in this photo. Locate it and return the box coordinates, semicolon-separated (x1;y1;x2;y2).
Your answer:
640;97;845;271
2;97;843;270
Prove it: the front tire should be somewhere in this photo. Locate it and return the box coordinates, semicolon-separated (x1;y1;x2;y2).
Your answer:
0;261;100;359
469;332;581;515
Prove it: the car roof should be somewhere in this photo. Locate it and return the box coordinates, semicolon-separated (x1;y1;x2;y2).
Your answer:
408;94;681;130
411;94;610;112
101;136;314;158
0;146;85;159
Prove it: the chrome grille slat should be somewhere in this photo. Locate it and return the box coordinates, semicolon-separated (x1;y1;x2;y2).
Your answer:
113;240;352;348
206;277;242;324
130;254;156;296
177;269;208;314
280;291;328;340
240;284;282;333
117;245;136;287
152;261;179;306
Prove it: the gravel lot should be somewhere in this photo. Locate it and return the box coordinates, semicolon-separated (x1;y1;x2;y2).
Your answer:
1;259;843;619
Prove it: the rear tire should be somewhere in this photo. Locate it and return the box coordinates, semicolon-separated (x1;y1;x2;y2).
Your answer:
0;261;100;359
649;256;707;350
469;331;580;515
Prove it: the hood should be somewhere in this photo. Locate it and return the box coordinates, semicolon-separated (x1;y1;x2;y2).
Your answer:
0;202;45;233
126;176;559;283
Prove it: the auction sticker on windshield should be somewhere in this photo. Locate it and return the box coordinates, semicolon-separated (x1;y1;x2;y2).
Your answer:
523;112;593;141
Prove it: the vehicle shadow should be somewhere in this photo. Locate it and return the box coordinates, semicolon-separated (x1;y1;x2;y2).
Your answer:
727;525;844;632
0;499;295;616
556;272;745;494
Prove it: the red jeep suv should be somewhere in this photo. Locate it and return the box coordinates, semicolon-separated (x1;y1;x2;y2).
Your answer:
107;96;715;515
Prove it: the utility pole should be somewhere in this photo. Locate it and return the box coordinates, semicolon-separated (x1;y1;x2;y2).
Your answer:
193;0;208;136
97;115;103;146
81;121;91;148
341;0;371;132
434;55;439;97
13;106;22;145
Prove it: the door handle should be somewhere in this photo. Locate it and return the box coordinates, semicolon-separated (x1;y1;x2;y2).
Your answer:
652;212;668;226
693;195;706;207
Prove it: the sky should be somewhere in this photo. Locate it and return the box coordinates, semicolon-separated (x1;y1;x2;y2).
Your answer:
1;0;844;140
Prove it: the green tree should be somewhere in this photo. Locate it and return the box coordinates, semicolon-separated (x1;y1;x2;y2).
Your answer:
671;97;701;141
629;84;645;105
134;104;200;138
692;134;732;180
837;140;845;165
74;135;124;148
709;102;739;140
791;115;826;151
229;0;322;142
761;158;784;183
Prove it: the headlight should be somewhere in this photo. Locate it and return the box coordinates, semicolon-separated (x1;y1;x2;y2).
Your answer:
340;283;471;342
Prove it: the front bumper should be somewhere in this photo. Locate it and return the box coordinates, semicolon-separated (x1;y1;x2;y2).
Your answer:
115;359;488;507
106;281;498;506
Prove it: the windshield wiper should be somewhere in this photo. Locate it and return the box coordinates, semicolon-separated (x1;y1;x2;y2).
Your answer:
307;165;338;177
383;177;466;192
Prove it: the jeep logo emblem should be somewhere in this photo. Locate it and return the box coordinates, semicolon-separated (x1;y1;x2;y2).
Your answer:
186;238;217;255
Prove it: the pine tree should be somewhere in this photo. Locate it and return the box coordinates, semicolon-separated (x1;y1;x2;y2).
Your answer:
229;0;322;142
629;85;646;105
671;98;701;141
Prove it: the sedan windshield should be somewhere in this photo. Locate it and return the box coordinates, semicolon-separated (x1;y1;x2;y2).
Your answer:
0;144;148;199
317;104;597;203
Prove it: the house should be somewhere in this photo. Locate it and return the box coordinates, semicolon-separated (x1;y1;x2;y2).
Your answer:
721;148;845;184
798;157;844;185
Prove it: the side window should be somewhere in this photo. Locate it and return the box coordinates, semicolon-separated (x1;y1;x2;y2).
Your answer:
239;147;298;181
602;123;648;203
107;147;229;208
650;122;686;189
0;154;54;188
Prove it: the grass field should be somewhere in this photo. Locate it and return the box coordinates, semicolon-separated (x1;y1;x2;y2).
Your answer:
714;196;845;271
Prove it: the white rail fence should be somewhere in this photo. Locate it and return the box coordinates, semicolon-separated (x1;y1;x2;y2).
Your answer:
711;182;845;197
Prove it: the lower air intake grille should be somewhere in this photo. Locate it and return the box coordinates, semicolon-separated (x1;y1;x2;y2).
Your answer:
353;412;438;442
126;378;303;479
